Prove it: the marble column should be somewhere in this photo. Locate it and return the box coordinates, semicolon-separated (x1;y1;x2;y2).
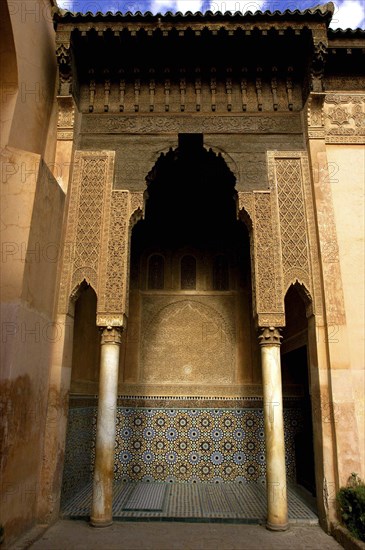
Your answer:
259;326;288;531
90;326;122;527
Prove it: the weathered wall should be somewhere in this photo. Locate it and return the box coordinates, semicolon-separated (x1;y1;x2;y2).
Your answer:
0;155;65;543
0;0;63;544
327;144;365;479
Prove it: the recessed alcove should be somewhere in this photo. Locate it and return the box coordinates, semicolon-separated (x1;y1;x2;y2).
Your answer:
121;134;258;396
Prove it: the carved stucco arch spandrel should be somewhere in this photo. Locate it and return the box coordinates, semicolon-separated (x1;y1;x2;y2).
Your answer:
238;148;323;328
57;150;147;327
238;184;286;327
96;190;145;327
252;190;285;328
58;148;322;332
57;150;115;316
237;189;285;328
267;150;323;320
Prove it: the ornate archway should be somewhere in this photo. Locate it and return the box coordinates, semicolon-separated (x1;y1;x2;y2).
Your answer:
123;134;253;400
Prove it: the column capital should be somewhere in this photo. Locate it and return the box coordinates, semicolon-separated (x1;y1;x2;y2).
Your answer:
258;326;282;347
100;326;123;345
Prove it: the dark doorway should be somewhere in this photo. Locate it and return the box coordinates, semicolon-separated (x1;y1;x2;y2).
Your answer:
282;285;316;496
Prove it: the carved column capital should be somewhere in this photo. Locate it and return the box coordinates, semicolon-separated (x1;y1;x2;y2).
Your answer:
258;326;283;347
100;326;123;345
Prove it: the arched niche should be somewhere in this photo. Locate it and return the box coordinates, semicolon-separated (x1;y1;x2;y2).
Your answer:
70;282;100;394
123;134;259;396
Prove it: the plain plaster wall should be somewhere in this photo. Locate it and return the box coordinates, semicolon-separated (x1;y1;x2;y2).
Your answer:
0;1;63;544
327;144;365;479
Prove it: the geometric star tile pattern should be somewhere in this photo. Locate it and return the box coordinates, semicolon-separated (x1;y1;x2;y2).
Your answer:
61;403;303;506
112;408;302;483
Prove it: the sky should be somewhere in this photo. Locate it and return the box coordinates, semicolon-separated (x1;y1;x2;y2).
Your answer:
57;0;365;29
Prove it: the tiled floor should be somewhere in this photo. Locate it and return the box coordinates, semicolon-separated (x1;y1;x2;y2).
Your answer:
62;482;318;523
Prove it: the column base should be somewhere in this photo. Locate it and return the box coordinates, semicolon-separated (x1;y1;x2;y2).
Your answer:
266;521;289;532
90;517;113;528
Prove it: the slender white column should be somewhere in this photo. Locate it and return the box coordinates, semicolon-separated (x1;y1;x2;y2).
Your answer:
90;326;122;527
259;326;288;531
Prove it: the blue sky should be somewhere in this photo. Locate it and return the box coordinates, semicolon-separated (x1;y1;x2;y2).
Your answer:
57;0;365;29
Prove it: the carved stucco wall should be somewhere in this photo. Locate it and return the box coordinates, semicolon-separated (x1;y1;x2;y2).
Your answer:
252;191;284;327
238;150;321;328
267;151;323;317
58;151;115;313
58;150;143;326
141;298;235;386
324;93;365;145
97;190;143;326
58;147;320;333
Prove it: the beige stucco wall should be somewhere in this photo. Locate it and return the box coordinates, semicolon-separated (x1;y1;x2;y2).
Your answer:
0;153;65;543
327;144;365;479
0;1;65;544
6;0;57;158
0;1;18;150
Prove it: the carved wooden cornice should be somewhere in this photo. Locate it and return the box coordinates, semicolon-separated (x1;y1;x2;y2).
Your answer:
54;5;338;102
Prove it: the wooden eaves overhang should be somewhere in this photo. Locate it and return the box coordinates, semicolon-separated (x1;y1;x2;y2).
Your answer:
327;28;365;84
53;3;345;105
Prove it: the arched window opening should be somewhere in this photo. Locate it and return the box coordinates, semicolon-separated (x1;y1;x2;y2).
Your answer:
181;255;196;290
148;254;164;289
213;255;229;290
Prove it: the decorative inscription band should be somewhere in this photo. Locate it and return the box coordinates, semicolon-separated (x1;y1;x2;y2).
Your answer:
81;114;303;135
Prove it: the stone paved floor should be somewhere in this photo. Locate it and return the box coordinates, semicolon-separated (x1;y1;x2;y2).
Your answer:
10;483;336;550
23;520;342;550
61;482;318;523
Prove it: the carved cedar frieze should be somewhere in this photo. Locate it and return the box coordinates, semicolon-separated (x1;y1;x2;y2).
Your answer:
58;151;115;314
81;114;302;135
